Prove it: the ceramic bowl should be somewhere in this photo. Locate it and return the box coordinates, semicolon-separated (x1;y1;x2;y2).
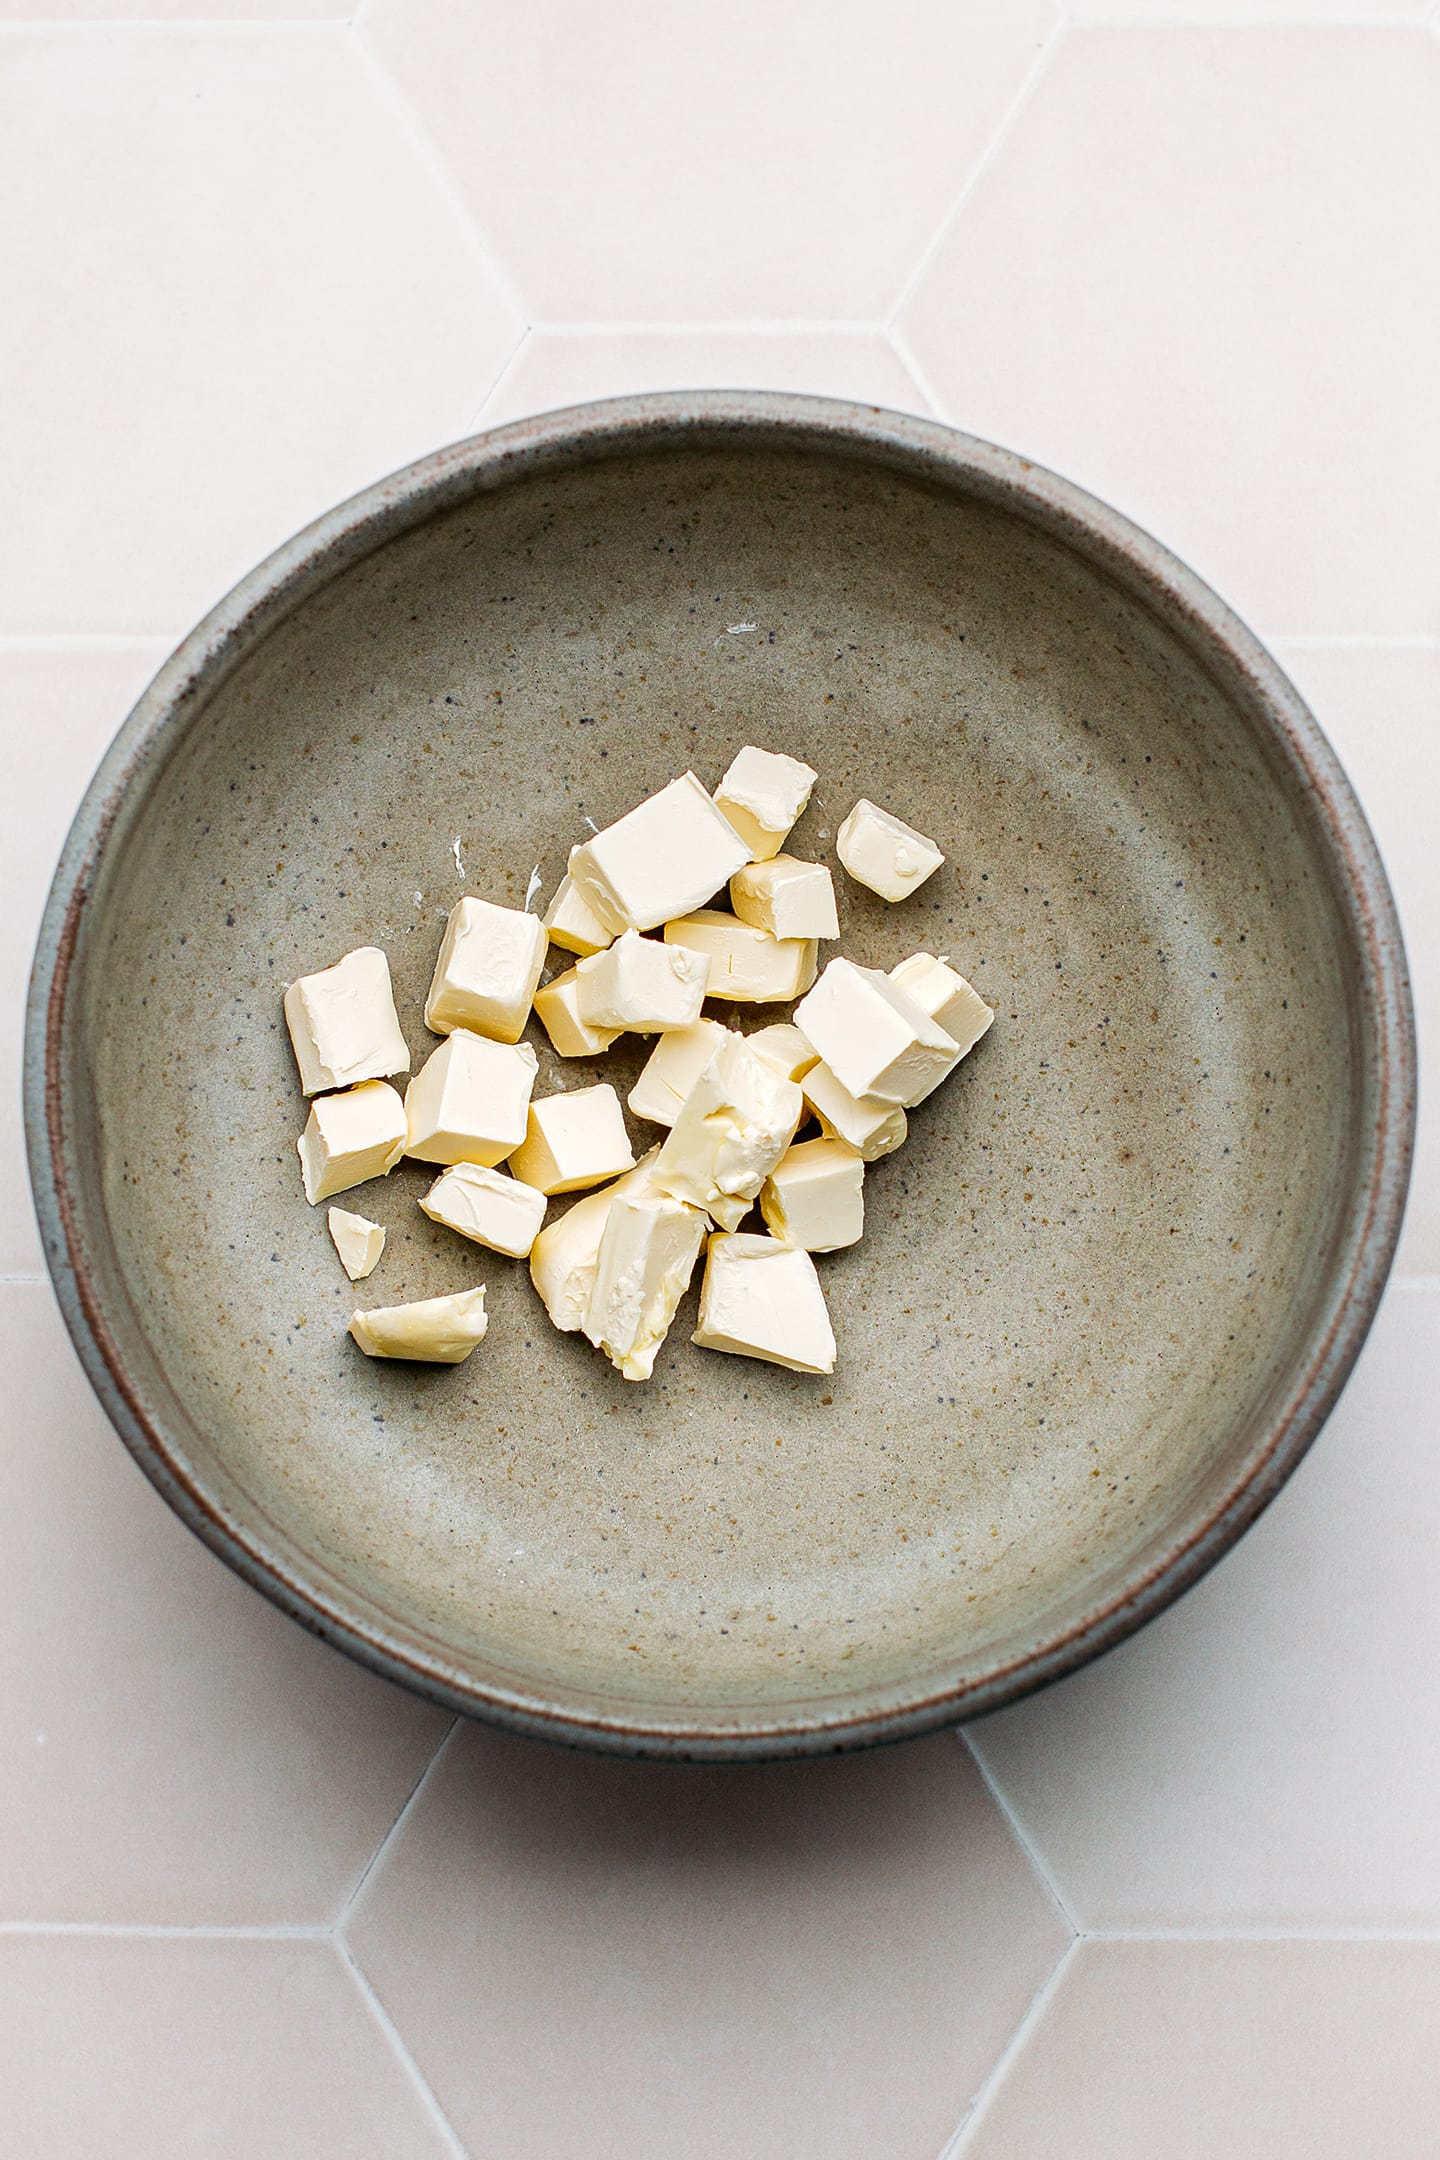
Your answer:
26;394;1414;1757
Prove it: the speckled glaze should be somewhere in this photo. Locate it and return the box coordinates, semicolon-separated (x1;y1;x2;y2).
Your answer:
25;395;1414;1758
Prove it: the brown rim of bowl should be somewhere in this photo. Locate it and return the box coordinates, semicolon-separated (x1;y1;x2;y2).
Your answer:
24;392;1417;1759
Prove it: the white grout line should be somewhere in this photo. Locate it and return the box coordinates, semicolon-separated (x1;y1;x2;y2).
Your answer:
887;14;1066;331
521;319;890;338
464;329;533;433
936;1936;1080;2158
349;18;530;333
334;1718;460;1932
886;322;952;430
877;326;939;418
960;1729;1083;1938
0;1920;333;1939
336;1936;470;2160
460;315;531;436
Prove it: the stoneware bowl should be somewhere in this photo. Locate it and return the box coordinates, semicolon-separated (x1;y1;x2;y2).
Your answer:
26;394;1414;1758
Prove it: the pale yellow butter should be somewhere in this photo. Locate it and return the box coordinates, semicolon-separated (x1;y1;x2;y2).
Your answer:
510;1084;637;1196
425;895;547;1042
284;946;409;1096
297;1080;407;1204
350;1285;488;1364
404;1031;538;1167
692;1232;836;1374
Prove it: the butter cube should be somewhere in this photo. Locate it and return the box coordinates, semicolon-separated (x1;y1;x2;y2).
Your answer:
297;1080;407;1204
533;967;621;1057
567;772;750;933
692;1233;836;1375
284;946;409;1096
759;1136;864;1252
543;855;613;959
350;1285;488;1364
744;1023;819;1084
663;910;817;1004
628;1019;736;1127
510;1083;636;1196
528;1151;658;1331
424;895;547;1042
420;1161;547;1258
890;952;995;1060
836;798;945;902
801;1061;908;1162
652;1036;802;1231
714;745;817;861
729;855;838;941
795;957;958;1107
575;929;709;1033
583;1185;709;1381
404;1031;537;1166
327;1207;386;1280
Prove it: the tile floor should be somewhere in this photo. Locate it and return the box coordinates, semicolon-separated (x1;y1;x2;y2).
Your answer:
2;3;1436;2151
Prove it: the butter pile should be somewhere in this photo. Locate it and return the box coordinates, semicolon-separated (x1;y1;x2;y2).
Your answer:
281;747;993;1378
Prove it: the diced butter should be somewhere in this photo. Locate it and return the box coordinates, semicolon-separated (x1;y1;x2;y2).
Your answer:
528;1150;658;1331
714;745;817;861
836;797;945;902
728;855;838;941
759;1136;864;1252
510;1083;636;1196
543;854;613;958
582;1185;709;1381
652;1036;802;1231
692;1232;836;1375
574;928;709;1033
533;967;621;1057
801;1060;908;1162
567;772;750;934
326;1206;386;1280
795;957;958;1106
349;1285;488;1364
744;1023;820;1084
297;1080;407;1204
404;1031;537;1166
627;1019;736;1127
663;910;817;1004
424;895;547;1042
420;1161;547;1258
889;952;995;1060
284;946;409;1096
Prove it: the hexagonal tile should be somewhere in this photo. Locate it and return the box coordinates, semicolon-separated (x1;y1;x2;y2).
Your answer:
362;0;1058;322
479;329;930;428
968;1283;1440;1930
348;1723;1070;2160
0;643;170;1278
0;1937;454;2158
1274;641;1440;1274
0;26;522;635
899;26;1440;637
0;1285;452;1922
958;1941;1440;2158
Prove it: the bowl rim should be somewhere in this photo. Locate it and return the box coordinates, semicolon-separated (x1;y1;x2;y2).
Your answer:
25;390;1417;1759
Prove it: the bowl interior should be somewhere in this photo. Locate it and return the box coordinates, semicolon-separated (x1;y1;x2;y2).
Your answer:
68;438;1362;1740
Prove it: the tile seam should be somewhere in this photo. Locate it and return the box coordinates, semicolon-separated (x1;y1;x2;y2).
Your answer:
887;11;1068;329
